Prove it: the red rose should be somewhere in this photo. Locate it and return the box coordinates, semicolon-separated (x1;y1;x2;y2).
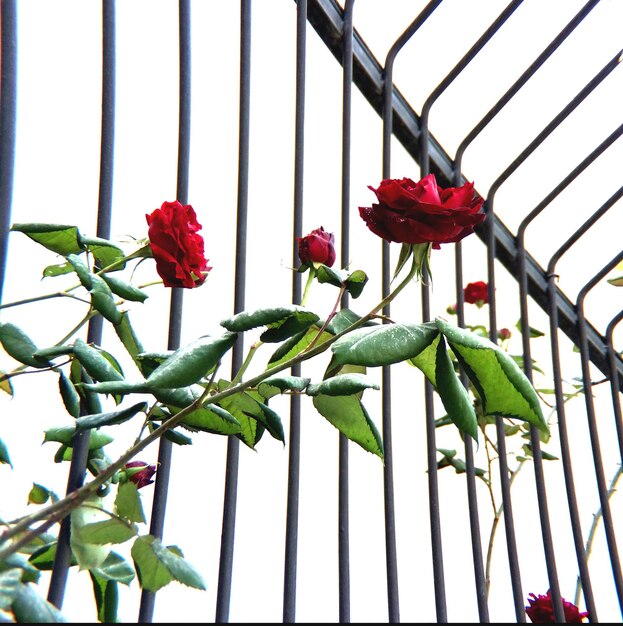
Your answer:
526;590;588;623
463;281;489;305
358;174;485;247
297;226;336;267
124;461;157;489
146;200;211;289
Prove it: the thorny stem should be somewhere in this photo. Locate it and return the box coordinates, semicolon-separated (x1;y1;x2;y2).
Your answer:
305;285;346;354
0;252;422;562
485;458;527;599
574;463;623;606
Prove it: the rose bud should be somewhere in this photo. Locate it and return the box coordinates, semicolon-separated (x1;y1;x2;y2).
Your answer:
359;174;485;248
124;461;157;489
463;281;489;306
146;200;212;288
498;327;512;341
297;226;336;268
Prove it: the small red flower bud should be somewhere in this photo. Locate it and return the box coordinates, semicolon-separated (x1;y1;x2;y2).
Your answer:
499;327;511;341
297;226;336;267
124;461;157;489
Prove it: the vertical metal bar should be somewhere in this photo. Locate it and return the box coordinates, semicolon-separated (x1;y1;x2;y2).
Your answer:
576;251;623;619
283;0;306;621
544;186;623;621
606;312;623;462
214;0;251;622
381;4;441;621
338;1;354;622
138;0;191;621
47;0;116;608
0;0;17;304
421;3;525;619
516;123;623;621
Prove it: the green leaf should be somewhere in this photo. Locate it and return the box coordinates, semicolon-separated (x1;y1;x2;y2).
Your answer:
91;551;135;586
131;535;206;593
79;380;150;396
114;312;145;365
220;306;319;338
102;274;148;302
607;275;623;286
345;269;368;299
42;261;74;278
514;319;545;338
58;371;81;418
114;482;146;524
70;498;113;569
78;518;138;545
267;326;332;368
0;569;20;611
0;322;51;368
257;375;311;399
28;543;78;572
80;236;125;271
0;553;40;585
0;369;13;396
431;336;478;441
327;322;439;376
89;274;122;324
28;483;52;505
11;223;83;256
435;318;548;435
0;438;12;468
325;308;369;335
146;333;237;389
179;404;241;436
216;385;284;443
312;394;383;458
316;264;344;288
74;401;147;431
11;581;69;622
73;338;124;383
306;373;379;397
65;253;93;288
44;426;114;450
89;573;118;624
164;429;193;446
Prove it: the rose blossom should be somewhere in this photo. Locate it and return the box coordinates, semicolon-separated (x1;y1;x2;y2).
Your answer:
525;590;588;623
464;280;489;305
146;200;211;289
297;226;336;267
124;461;157;489
359;174;485;247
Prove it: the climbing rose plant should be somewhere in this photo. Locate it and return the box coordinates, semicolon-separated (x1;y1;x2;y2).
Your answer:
0;176;548;622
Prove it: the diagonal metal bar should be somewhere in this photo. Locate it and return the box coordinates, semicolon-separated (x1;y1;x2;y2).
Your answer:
302;0;623;392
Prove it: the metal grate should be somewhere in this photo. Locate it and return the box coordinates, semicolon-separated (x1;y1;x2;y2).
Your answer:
1;0;622;622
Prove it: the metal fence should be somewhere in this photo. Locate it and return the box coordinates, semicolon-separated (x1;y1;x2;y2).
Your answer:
1;0;623;622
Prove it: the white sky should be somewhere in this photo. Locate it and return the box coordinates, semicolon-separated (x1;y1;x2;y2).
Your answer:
2;0;623;622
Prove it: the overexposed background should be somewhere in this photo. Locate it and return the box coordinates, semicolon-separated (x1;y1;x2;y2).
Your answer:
1;0;623;622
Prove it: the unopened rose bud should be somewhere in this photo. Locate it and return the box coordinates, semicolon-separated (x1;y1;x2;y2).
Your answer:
124;461;157;489
446;303;457;315
499;328;511;341
297;226;336;268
